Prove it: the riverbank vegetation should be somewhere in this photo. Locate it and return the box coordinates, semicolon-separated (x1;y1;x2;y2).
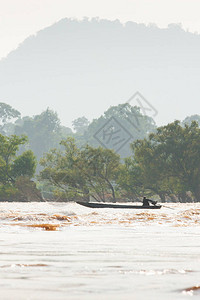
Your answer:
0;102;200;202
0;134;42;201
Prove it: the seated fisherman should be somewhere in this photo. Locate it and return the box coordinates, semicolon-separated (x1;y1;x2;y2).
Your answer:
142;197;157;206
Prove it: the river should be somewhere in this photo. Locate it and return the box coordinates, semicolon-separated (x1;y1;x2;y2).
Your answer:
0;202;199;299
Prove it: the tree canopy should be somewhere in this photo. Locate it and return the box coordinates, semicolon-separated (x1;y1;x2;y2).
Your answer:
127;121;200;201
0;134;37;200
14;108;72;162
1;101;200;203
0;102;21;135
39;137;120;201
82;103;156;157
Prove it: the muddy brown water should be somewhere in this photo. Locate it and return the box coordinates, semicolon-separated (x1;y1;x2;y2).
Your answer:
0;202;199;299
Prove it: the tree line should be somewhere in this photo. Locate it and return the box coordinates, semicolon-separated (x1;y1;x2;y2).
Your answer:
0;102;200;202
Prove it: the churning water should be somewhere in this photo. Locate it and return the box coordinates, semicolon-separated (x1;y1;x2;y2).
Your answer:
0;202;199;300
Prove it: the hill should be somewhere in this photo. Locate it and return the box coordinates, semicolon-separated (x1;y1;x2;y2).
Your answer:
0;18;199;126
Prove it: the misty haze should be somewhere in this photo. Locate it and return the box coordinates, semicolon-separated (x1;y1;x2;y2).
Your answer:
0;2;200;300
0;18;200;126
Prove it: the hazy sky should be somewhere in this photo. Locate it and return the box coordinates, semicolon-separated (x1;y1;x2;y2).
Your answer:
1;0;200;59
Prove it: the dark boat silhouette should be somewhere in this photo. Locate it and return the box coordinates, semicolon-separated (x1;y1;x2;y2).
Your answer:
76;202;162;209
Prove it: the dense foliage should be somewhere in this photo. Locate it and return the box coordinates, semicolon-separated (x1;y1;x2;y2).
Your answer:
39;122;200;203
39;138;120;201
14;108;72;161
0;102;21;135
1;102;200;202
126;121;200;202
1;102;156;163
0;134;37;200
81;103;156;157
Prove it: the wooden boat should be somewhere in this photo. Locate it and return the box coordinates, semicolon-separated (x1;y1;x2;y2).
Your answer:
76;202;162;209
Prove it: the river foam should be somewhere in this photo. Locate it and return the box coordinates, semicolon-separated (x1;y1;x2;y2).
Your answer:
0;202;199;299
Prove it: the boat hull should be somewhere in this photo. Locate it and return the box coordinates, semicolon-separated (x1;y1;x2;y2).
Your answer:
76;202;162;209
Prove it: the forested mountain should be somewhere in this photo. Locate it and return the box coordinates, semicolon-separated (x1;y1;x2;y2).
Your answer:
0;18;200;127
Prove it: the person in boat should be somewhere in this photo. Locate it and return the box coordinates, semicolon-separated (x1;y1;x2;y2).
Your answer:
142;197;157;206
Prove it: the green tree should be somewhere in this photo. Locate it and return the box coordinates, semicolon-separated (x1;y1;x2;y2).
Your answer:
183;115;200;127
39;137;87;200
130;121;200;201
0;134;36;184
15;108;72;163
83;103;156;157
0;103;20;124
0;134;27;184
117;157;145;200
0;134;37;200
11;150;36;179
81;145;120;201
39;138;121;201
72;116;90;134
0;103;21;134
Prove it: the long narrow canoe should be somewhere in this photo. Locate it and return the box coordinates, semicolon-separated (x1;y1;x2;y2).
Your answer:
76;202;162;209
